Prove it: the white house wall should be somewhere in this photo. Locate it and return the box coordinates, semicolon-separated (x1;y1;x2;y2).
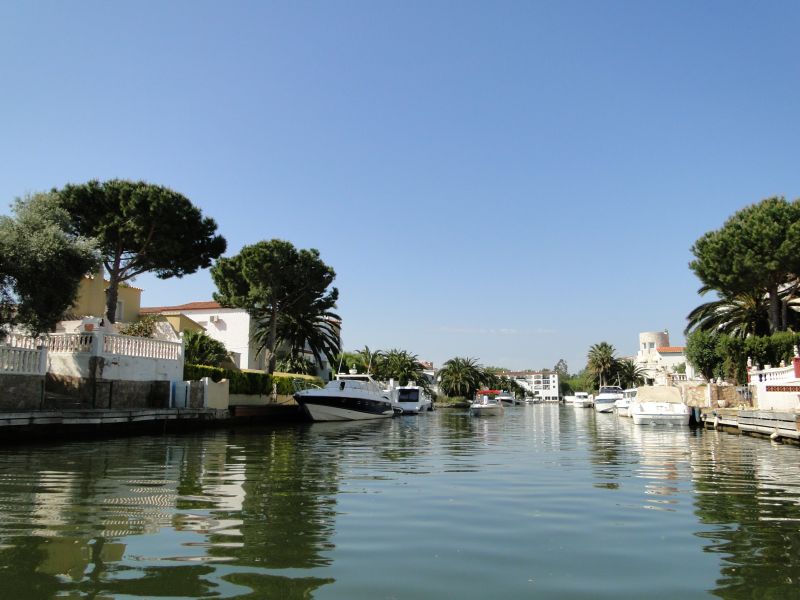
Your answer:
181;309;265;370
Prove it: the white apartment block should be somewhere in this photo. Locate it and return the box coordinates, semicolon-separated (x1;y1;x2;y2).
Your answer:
505;370;560;401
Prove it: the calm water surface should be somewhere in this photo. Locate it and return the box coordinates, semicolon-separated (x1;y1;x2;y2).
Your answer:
1;405;799;599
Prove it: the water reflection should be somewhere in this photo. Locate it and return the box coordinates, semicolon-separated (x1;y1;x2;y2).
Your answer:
0;429;338;598
0;409;799;598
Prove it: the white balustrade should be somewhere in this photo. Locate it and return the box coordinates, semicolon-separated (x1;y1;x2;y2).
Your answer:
0;346;45;375
750;364;796;383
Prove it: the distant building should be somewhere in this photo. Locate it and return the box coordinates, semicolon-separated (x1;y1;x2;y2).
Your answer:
634;330;695;385
504;370;560;401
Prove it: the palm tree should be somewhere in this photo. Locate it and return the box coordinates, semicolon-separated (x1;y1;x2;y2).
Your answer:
374;349;425;385
587;342;618;387
437;357;484;398
616;358;647;389
684;287;771;338
254;299;341;374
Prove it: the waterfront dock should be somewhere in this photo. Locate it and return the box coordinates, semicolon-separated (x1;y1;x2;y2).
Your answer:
699;408;800;443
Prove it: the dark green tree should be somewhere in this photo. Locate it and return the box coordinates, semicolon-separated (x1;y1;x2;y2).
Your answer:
183;330;229;367
690;197;800;333
684;330;720;381
211;239;337;374
0;192;98;336
553;359;569;376
55;179;226;323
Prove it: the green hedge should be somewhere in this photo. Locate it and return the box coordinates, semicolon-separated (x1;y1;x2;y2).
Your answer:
183;364;323;395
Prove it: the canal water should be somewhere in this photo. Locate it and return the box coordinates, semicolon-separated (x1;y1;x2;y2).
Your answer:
1;405;798;599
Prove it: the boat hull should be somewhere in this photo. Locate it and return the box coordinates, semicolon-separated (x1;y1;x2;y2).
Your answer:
594;399;616;413
294;395;394;422
470;404;503;416
630;402;690;426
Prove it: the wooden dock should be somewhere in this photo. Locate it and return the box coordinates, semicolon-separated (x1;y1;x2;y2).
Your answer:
699;408;800;443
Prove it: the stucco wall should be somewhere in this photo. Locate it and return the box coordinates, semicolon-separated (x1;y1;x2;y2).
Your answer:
751;383;800;411
49;353;182;382
0;373;44;411
203;377;229;409
180;309;264;370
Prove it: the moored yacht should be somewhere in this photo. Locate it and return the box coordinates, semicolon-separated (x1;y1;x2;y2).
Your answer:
615;388;637;417
571;391;592;408
629;386;690;425
389;382;433;414
594;386;623;413
496;391;516;406
294;371;394;421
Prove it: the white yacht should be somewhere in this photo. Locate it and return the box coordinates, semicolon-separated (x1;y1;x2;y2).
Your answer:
496;391;516;406
594;386;623;413
615;388;637;417
294;371;394;421
629;386;690;426
389;383;433;414
470;390;504;416
570;391;592;408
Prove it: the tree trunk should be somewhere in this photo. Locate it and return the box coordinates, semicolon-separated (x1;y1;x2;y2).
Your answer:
105;273;120;324
266;307;278;374
768;283;782;332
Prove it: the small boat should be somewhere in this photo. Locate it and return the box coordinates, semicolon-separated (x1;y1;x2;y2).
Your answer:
570;391;592;408
389;383;433;414
615;388;637;417
294;371;394;421
594;386;623;413
470;390;504;416
629;386;690;425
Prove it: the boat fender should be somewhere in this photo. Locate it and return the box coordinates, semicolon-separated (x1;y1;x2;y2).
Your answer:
770;429;781;441
713;415;720;430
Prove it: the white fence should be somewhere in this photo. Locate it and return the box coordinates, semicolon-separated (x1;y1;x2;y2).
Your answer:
0;345;47;375
3;331;184;382
748;361;800;411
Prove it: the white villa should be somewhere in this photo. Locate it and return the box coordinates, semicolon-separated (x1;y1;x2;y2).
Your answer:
634;330;695;385
141;301;266;371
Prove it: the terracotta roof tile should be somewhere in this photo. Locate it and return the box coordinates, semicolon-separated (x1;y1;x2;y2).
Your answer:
140;301;222;314
656;346;685;353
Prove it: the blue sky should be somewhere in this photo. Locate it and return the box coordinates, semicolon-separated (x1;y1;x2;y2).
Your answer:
2;1;798;372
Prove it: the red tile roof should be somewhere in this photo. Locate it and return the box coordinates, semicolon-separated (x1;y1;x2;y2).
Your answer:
140;301;222;314
656;346;685;353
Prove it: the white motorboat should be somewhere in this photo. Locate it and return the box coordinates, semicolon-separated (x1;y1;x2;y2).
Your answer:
571;391;592;408
470;390;504;416
496;391;516;406
594;386;623;413
629;385;690;425
615;388;637;417
294;372;394;421
389;383;433;414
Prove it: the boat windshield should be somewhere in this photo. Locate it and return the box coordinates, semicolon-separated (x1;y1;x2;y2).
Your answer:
398;389;420;402
599;386;622;394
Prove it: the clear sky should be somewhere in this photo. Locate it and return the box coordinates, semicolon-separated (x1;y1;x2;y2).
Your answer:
2;1;798;373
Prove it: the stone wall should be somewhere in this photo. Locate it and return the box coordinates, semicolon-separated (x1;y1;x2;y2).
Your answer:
682;383;742;408
0;373;45;411
43;375;170;409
